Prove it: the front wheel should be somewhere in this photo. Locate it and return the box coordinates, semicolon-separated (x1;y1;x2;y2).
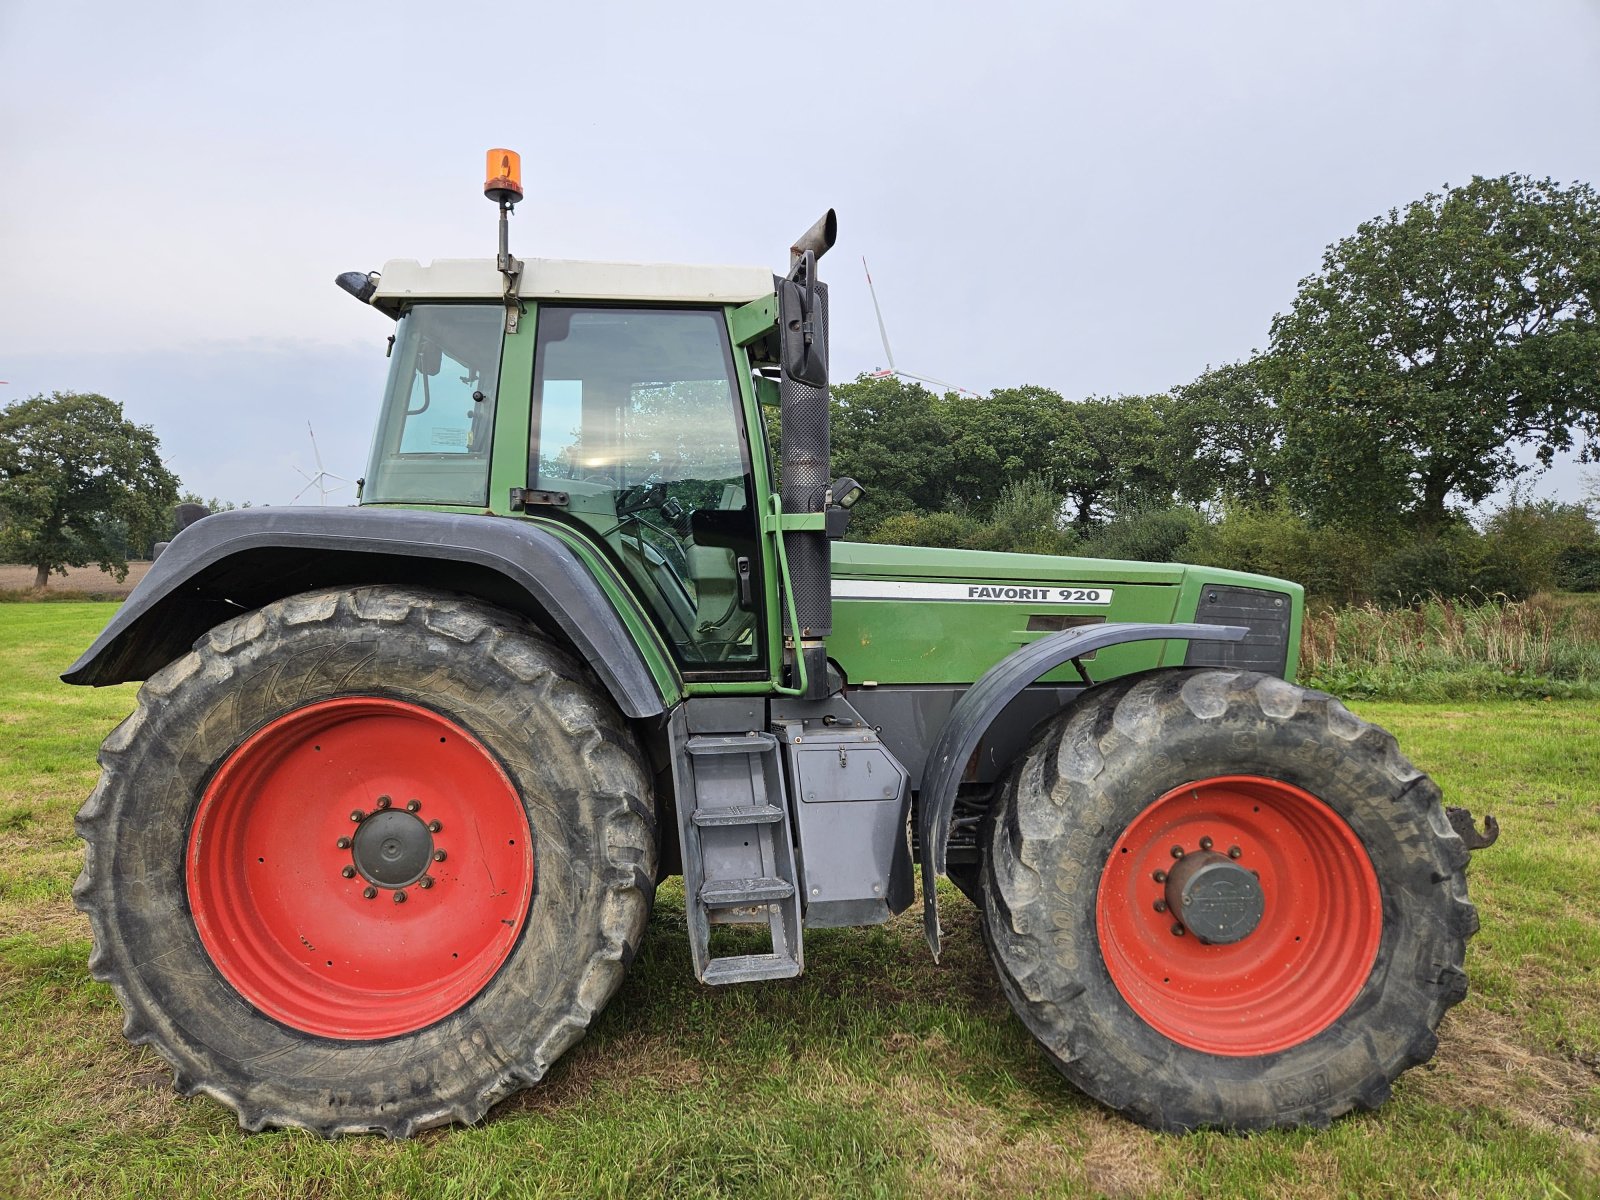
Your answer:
981;668;1477;1132
74;586;657;1136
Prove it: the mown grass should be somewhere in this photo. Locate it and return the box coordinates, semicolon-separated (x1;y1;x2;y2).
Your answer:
1;603;1597;1199
1302;592;1600;700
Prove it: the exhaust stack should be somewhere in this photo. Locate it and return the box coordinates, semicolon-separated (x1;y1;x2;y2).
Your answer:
777;210;838;699
789;209;838;270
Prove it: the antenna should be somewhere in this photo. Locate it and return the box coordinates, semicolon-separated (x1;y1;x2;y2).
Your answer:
291;423;351;505
860;257;980;397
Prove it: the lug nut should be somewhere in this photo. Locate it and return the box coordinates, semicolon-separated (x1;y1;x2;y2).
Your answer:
1171;923;1186;937
427;820;442;833
406;799;421;813
341;865;356;879
1170;846;1185;859
1199;836;1213;851
1228;845;1242;859
1152;869;1167;883
418;876;434;890
362;886;377;900
350;810;365;823
433;849;447;862
376;796;392;810
336;836;351;850
393;890;407;904
1153;899;1168;913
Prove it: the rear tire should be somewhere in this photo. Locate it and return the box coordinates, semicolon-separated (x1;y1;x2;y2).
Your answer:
74;586;656;1136
980;668;1476;1132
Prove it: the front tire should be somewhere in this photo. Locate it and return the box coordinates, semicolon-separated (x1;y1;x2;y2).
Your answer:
74;586;657;1136
981;668;1476;1132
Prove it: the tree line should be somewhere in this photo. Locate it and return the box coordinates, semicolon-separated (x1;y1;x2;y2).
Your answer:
4;174;1598;599
829;173;1600;603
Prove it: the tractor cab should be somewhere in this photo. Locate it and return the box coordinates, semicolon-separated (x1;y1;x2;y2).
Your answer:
363;263;775;671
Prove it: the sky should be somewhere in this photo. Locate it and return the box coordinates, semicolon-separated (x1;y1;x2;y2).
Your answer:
2;0;1598;509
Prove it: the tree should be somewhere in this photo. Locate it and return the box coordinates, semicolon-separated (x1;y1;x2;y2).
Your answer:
1053;394;1200;527
1172;359;1281;503
0;392;179;587
829;374;958;535
1266;174;1600;532
945;385;1067;514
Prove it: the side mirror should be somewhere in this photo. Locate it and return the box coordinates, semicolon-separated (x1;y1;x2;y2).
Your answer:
419;340;443;377
778;251;828;388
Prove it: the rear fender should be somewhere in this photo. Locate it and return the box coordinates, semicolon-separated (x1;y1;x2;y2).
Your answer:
917;622;1247;957
61;508;674;719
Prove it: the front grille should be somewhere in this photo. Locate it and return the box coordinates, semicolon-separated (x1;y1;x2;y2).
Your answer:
1183;585;1292;677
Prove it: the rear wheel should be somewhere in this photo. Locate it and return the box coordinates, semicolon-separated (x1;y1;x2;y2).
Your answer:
981;668;1476;1131
75;586;656;1136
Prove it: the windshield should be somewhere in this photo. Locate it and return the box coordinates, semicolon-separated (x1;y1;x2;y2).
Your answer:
364;305;504;505
532;307;760;667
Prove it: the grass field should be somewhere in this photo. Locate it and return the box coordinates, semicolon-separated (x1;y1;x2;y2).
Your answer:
2;603;1597;1199
1301;593;1600;701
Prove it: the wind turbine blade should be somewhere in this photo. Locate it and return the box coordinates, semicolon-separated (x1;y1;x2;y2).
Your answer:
308;422;326;474
862;256;896;374
293;466;316;483
893;369;980;398
290;478;319;504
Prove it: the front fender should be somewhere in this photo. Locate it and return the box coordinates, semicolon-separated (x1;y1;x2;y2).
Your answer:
62;507;674;719
917;621;1247;957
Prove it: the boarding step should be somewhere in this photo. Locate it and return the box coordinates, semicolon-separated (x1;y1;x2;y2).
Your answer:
701;953;803;986
691;804;784;828
669;707;803;985
700;877;794;907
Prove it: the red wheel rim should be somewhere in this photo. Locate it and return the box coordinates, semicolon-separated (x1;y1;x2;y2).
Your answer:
187;697;533;1039
1096;775;1381;1056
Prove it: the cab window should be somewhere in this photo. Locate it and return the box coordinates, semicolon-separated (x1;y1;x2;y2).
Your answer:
531;307;760;668
364;305;503;505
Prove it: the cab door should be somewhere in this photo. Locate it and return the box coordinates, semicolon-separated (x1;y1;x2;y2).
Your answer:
528;306;767;676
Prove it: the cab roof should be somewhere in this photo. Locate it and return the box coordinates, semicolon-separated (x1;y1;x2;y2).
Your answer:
371;258;775;314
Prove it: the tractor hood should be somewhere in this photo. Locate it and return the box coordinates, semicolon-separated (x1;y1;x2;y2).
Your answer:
826;541;1300;686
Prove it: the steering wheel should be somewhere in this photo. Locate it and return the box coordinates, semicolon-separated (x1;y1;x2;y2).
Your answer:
615;479;663;517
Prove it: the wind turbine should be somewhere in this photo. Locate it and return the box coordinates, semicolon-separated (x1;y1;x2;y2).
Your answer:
291;423;351;505
861;257;980;397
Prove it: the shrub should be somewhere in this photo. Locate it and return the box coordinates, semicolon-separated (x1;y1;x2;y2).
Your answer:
1556;544;1600;592
868;477;1077;556
1080;505;1204;563
1181;504;1375;605
1477;497;1599;594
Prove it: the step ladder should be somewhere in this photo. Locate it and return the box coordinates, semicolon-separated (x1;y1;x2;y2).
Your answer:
669;713;802;984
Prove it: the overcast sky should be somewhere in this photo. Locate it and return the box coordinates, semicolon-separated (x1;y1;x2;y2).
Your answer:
3;1;1598;508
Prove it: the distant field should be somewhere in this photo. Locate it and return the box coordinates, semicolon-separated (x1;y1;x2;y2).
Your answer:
0;562;149;599
1;603;1596;1199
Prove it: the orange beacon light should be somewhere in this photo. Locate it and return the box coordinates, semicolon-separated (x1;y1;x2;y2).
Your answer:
485;149;523;206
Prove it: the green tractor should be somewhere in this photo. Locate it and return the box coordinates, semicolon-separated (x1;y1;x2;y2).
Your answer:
66;151;1491;1137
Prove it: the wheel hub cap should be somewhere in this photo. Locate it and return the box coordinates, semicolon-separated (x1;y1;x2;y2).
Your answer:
1096;775;1382;1056
352;809;434;888
186;696;534;1040
1164;850;1264;944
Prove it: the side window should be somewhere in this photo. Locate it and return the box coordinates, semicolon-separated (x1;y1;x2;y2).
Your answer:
365;305;503;505
532;308;760;668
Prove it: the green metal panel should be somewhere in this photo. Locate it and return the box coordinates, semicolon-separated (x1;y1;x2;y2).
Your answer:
725;311;789;691
487;304;536;515
729;294;778;347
